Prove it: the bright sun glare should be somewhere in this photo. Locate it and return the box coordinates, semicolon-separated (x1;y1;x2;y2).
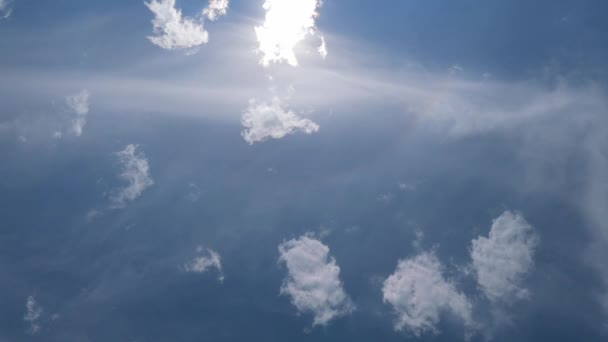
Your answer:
255;0;324;66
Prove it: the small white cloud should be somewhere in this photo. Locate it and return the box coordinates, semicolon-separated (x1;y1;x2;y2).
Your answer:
203;0;229;21
278;234;355;326
398;182;416;192
0;0;12;19
241;96;319;144
145;0;209;50
470;211;539;303
377;193;394;205
187;182;202;202
65;89;90;137
86;209;102;222
111;144;154;208
382;251;474;336
184;248;224;282
255;0;326;66
24;296;42;335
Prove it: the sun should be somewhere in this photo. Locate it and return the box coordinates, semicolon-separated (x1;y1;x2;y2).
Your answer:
255;0;324;66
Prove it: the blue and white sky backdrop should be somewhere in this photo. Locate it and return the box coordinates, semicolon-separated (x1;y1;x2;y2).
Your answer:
1;0;608;341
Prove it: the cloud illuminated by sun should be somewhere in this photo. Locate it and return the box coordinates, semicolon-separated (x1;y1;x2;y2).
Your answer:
255;0;325;66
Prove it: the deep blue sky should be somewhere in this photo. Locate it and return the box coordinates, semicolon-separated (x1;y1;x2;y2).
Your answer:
1;1;608;341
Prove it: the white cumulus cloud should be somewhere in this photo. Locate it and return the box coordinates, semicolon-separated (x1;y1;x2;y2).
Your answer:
184;247;224;282
241;96;319;144
278;234;355;326
24;296;42;335
111;144;154;208
255;0;326;66
382;251;474;336
470;211;539;303
65;89;90;137
146;0;209;50
203;0;229;21
145;0;229;50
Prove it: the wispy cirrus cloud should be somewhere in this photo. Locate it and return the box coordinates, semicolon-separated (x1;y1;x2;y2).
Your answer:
383;251;474;336
65;89;90;137
111;144;154;208
24;296;43;335
0;0;12;19
278;234;355;326
255;0;326;66
145;0;229;51
0;89;91;142
241;96;319;144
470;211;539;304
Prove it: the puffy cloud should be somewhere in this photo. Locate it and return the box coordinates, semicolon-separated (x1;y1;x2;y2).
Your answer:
184;247;224;282
145;0;229;50
255;0;326;66
203;0;229;21
278;235;355;326
382;252;474;336
241;96;319;144
111;144;154;208
470;211;539;303
65;89;90;137
24;296;42;335
145;0;209;50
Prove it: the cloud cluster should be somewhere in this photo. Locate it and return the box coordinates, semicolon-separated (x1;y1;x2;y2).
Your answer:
382;252;474;336
145;0;229;50
111;144;154;208
278;235;355;326
255;0;326;66
184;247;224;282
24;296;43;335
382;211;539;336
241;96;319;144
65;89;90;137
470;211;539;303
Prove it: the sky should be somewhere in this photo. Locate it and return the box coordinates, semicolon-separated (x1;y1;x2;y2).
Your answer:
1;0;608;341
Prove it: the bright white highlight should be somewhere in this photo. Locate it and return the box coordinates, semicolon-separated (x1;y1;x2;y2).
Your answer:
111;144;154;208
66;89;90;137
470;211;539;303
383;252;474;336
278;235;355;326
241;96;319;144
184;248;224;282
318;35;328;59
255;0;325;66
